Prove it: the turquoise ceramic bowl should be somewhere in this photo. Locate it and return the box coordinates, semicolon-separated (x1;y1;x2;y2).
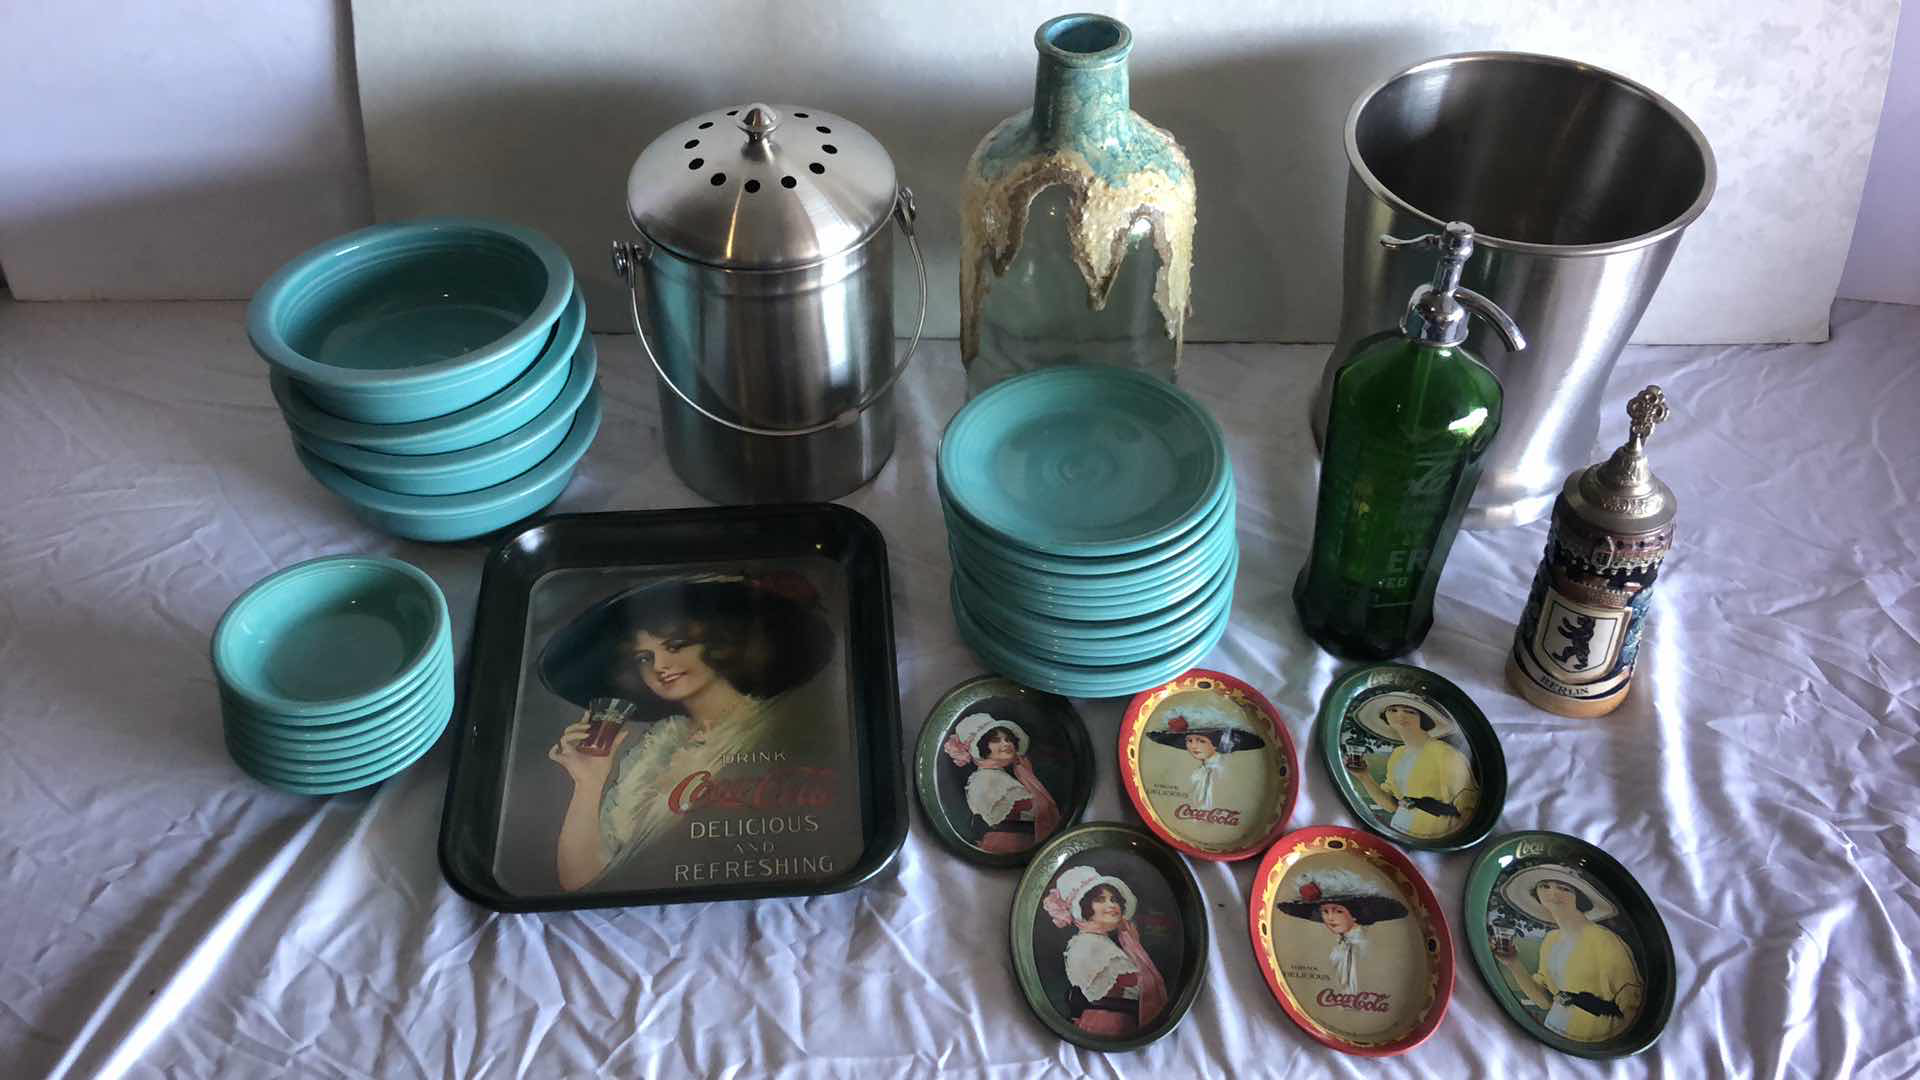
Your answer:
952;579;1232;698
958;549;1238;660
226;669;452;766
218;620;449;732
229;675;451;779
221;635;449;744
232;685;453;795
291;334;597;496
293;389;602;542
950;496;1235;597
212;556;450;717
938;367;1229;556
940;458;1233;575
271;288;586;455
248;219;574;423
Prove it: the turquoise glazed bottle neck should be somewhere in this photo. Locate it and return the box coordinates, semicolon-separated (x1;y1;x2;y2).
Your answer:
1030;14;1133;152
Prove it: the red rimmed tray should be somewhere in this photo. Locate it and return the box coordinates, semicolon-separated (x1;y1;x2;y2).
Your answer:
1118;669;1298;862
1248;825;1455;1056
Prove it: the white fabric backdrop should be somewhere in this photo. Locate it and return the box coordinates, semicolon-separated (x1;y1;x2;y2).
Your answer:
350;0;1902;343
1;297;1916;1077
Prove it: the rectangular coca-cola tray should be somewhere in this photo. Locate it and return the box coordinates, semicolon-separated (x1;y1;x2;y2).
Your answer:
439;505;907;911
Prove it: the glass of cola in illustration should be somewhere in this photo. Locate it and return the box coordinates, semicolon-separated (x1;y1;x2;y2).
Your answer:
578;696;636;756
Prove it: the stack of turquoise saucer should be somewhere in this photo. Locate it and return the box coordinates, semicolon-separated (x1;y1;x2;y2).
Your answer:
212;555;455;795
248;219;603;542
939;366;1237;697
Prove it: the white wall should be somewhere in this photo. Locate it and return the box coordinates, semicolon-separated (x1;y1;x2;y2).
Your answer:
1840;0;1920;306
2;0;1914;331
0;0;370;300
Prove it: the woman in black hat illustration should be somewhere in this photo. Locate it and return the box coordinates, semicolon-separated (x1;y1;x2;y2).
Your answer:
1274;867;1410;994
1144;701;1267;811
542;573;833;891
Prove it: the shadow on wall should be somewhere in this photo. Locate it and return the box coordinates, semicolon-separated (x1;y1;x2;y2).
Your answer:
361;27;1431;341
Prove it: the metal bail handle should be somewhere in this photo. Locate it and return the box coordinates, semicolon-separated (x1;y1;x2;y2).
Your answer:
612;186;929;439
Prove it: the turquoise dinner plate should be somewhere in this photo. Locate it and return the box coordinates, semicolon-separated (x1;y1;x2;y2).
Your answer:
938;367;1229;556
956;541;1238;640
293;335;597;496
940;457;1233;575
952;579;1232;698
952;524;1233;609
226;666;452;762
271;288;586;456
950;494;1235;597
958;549;1238;661
230;681;453;793
212;555;450;718
248;219;575;423
295;388;602;542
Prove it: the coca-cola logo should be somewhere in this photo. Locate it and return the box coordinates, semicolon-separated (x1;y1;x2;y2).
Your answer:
1316;989;1392;1013
667;767;838;815
1175;803;1242;826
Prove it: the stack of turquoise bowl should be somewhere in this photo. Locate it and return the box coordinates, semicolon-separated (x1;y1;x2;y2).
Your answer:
939;366;1238;697
212;556;454;795
248;219;603;542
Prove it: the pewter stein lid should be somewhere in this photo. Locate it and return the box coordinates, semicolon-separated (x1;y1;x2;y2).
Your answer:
1562;385;1677;535
625;102;900;270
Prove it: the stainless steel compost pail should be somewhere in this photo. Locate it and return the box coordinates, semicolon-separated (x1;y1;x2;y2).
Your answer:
1311;53;1715;529
613;102;926;504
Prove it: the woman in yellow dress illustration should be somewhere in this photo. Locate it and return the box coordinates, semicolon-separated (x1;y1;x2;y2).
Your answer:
1343;693;1477;840
1493;864;1644;1042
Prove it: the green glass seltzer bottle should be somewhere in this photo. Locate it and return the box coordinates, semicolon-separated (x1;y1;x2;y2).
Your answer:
1295;222;1526;659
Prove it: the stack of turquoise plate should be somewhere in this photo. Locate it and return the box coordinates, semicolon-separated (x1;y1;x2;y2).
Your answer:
939;366;1237;697
248;219;603;542
212;555;455;795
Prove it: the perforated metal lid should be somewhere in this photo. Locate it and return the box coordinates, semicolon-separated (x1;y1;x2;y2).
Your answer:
625;102;900;270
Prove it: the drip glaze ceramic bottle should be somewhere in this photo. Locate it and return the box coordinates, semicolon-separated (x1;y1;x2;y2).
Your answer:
959;13;1196;398
1295;223;1525;659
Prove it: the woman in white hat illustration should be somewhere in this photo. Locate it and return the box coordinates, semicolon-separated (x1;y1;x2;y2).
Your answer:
1042;865;1170;1036
1143;701;1267;811
1274;866;1410;994
1343;693;1477;840
1492;865;1643;1042
942;711;1062;853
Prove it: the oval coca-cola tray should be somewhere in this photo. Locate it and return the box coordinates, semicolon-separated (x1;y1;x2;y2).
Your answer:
1119;669;1298;861
1463;830;1676;1058
1249;825;1454;1056
439;506;907;911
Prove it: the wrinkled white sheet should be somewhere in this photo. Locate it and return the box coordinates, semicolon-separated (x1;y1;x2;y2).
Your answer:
1;298;1916;1079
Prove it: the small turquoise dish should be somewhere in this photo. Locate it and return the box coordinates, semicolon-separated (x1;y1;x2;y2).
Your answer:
939;366;1229;555
233;691;454;796
952;579;1233;697
291;334;597;496
217;622;449;735
212;556;450;718
294;388;602;543
271;288;587;456
248;219;574;423
952;528;1231;613
227;670;452;768
229;677;453;781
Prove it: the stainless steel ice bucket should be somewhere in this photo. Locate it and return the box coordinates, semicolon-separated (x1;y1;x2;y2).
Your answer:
614;102;926;504
1311;52;1715;528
